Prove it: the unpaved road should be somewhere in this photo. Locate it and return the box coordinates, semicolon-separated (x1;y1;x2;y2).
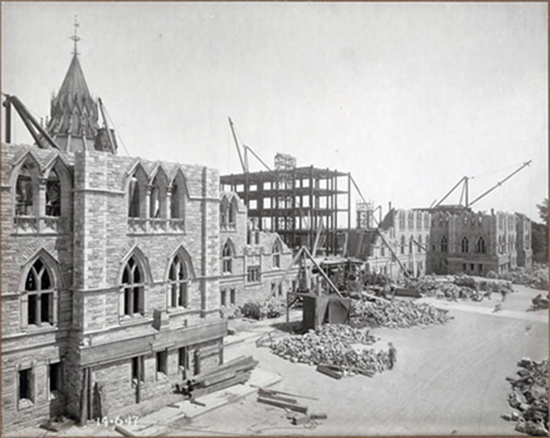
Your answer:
169;285;547;436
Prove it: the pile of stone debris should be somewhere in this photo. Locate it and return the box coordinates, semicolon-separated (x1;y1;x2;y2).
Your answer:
270;324;390;376
502;357;548;436
493;265;549;291
406;274;512;302
350;299;453;329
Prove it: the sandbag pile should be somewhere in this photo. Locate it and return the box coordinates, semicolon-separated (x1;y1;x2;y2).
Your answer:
502;357;548;436
350;299;453;329
270;324;390;375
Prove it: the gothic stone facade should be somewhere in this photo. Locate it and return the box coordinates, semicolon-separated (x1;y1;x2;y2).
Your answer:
219;192;296;310
427;208;530;276
349;209;431;280
1;143;227;431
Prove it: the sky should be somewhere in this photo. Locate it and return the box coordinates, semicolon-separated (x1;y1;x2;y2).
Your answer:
1;2;547;222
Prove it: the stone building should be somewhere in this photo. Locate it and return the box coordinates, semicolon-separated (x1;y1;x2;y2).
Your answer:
427;207;529;276
348;208;432;279
219;192;295;310
515;213;533;268
1;48;291;431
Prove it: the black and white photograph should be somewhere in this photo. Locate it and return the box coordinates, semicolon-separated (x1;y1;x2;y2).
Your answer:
1;2;548;436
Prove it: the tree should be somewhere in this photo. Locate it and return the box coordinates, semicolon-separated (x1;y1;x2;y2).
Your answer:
533;198;548;264
537;198;548;226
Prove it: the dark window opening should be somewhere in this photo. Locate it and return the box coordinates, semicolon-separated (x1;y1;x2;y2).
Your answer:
19;369;32;401
49;363;61;392
128;177;140;218
230;289;236;304
26;259;54;326
221;289;227;306
222;241;233;274
46;169;61;217
16;166;34;216
131;356;144;382
156;351;167;374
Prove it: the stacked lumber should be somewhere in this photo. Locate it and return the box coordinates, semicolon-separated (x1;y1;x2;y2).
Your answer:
350;299;453;329
179;356;258;398
502;358;548;436
270;324;390;375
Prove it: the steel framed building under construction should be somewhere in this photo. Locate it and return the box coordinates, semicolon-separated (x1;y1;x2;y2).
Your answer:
220;158;351;255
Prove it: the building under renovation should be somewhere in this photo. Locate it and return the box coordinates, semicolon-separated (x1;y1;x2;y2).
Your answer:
427;207;532;276
220;153;351;255
1;43;294;432
348;208;432;279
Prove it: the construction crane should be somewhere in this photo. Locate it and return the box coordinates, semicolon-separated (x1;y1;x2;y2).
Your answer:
228;117;271;173
2;93;59;149
432;160;532;209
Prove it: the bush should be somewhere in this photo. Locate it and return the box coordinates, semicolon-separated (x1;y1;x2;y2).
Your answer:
487;270;498;279
240;298;285;320
241;301;263;320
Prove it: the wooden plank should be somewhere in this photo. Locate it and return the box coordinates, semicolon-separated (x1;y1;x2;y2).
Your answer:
257;396;308;414
251;385;319;401
316;365;343;380
257;390;298;404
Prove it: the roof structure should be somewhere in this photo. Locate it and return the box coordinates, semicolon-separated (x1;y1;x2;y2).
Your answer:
46;53;100;152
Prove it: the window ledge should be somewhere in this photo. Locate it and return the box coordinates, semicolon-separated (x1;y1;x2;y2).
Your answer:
25;323;57;334
119;314;148;326
49;390;62;401
18;398;34;410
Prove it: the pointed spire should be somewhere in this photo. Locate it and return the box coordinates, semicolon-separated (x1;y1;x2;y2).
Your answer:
46;18;99;152
70;15;81;57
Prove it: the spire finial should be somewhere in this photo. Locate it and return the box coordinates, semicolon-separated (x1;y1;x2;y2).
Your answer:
70;15;81;56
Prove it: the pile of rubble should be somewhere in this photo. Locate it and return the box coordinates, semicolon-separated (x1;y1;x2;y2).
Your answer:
350;299;453;329
493;265;549;291
407;274;512;302
270;324;390;375
502;357;548;436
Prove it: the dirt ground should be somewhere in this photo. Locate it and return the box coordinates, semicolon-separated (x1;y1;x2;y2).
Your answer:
167;285;548;436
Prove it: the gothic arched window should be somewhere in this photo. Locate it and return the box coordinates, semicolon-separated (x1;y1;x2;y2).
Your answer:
273;240;282;268
25;259;54;326
222;240;234;274
168;255;188;308
440;236;448;252
121;256;144;316
461;237;469;253
16;165;34;216
476;237;486;254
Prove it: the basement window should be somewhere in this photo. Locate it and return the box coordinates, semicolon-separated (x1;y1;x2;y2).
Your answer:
131;356;145;384
18;368;33;407
49;362;61;398
156;351;168;376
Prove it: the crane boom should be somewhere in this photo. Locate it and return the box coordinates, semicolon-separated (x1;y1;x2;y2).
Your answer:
228;117;247;173
467;160;532;207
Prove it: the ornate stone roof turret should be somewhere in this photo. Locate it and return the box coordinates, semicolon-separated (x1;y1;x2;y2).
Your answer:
46;17;105;153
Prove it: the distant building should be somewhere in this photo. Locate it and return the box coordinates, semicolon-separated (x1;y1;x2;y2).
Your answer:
427;208;532;276
348;208;431;279
219;192;296;308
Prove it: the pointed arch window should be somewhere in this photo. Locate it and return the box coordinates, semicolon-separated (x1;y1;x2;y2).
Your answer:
46;169;61;217
220;197;229;229
461;237;469;253
121;256;144;316
222;241;234;274
16;165;34;216
128;177;141;218
272;240;282;268
440;236;448;252
170;174;186;223
168;255;188;308
228;198;237;229
25;259;55;326
476;237;486;254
